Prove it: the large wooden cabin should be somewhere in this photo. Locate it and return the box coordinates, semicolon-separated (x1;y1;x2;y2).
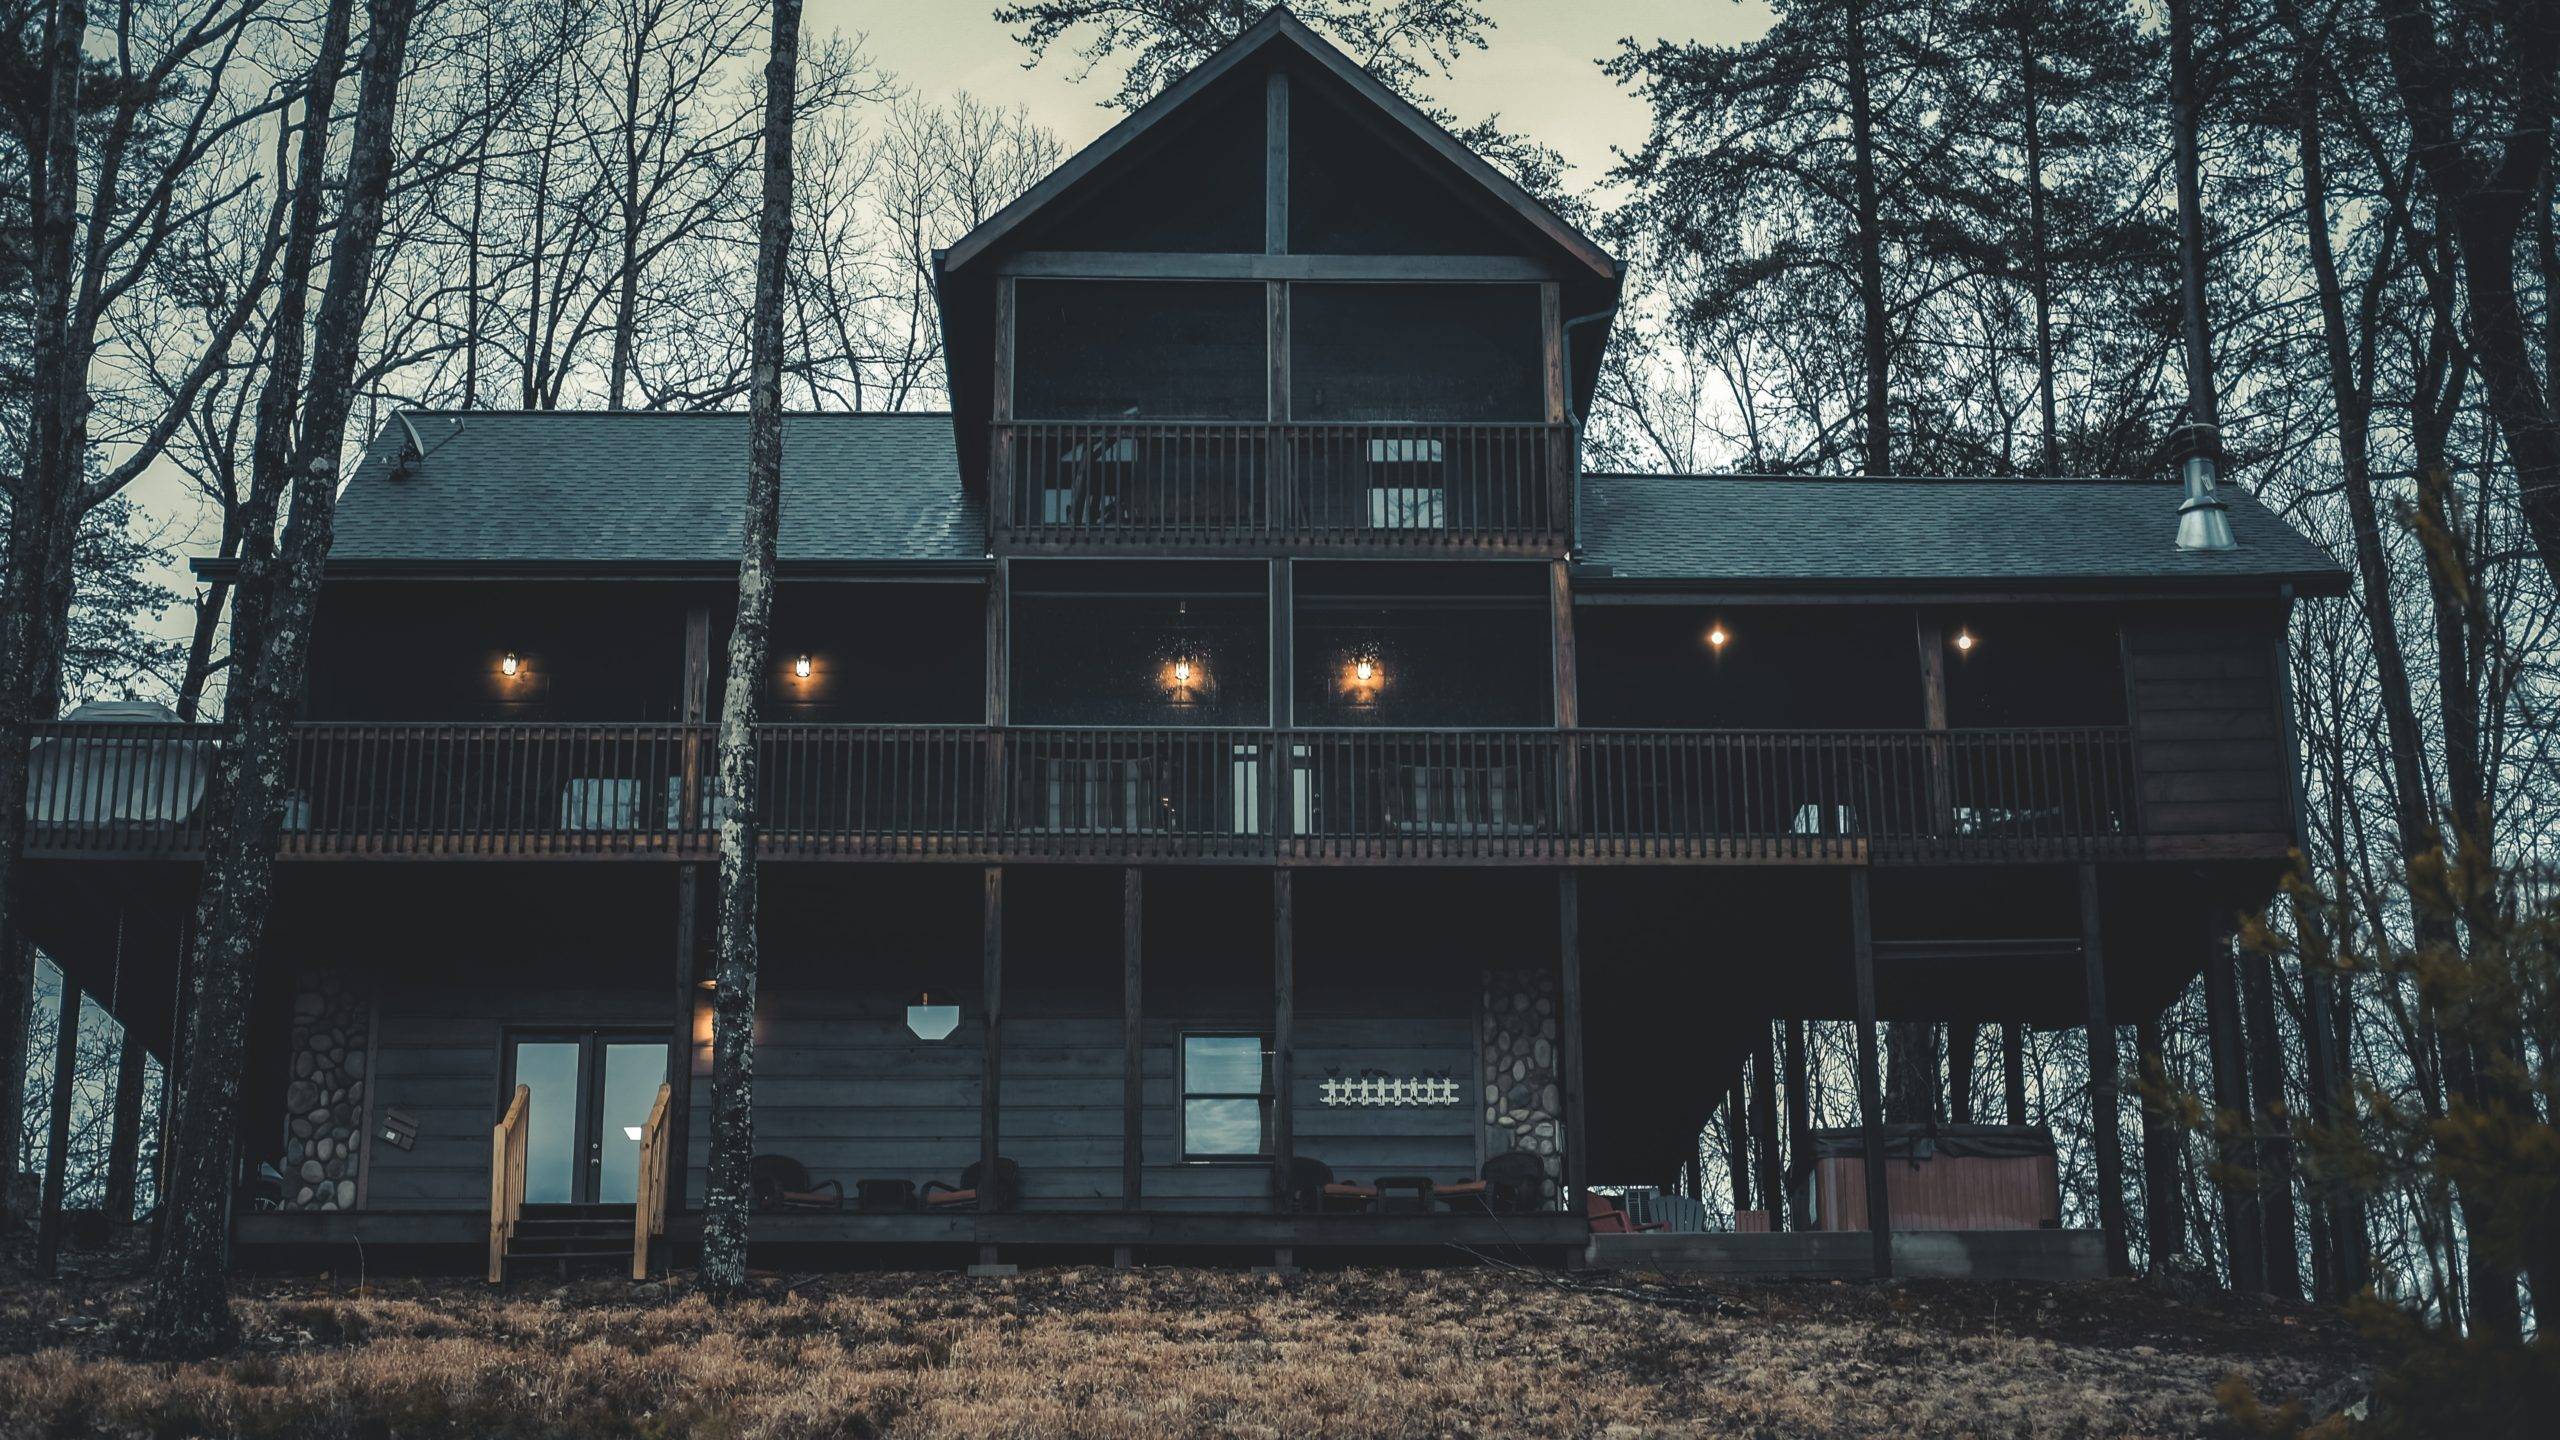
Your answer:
22;11;2344;1278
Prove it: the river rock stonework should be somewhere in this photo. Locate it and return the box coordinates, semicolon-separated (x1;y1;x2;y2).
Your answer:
280;971;369;1212
1479;965;1563;1204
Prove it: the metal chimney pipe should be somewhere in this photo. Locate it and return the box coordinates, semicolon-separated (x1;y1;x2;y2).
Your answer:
2172;420;2237;552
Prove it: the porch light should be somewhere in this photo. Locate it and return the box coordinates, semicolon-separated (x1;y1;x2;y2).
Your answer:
907;992;960;1042
1955;628;1977;654
1355;658;1375;683
1173;659;1193;683
1707;625;1729;650
794;653;813;679
500;651;521;677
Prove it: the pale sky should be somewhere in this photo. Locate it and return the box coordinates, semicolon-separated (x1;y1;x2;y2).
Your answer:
815;0;1776;191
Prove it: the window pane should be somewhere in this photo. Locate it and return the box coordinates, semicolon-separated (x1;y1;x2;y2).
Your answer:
1184;1034;1267;1094
595;1042;668;1205
510;1041;581;1206
1185;1098;1266;1158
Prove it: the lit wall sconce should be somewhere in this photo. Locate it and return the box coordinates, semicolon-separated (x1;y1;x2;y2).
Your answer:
1954;628;1977;654
1706;624;1729;651
793;653;813;680
1173;658;1193;684
1355;658;1376;683
1343;653;1385;701
500;651;521;677
906;992;959;1041
1163;654;1204;698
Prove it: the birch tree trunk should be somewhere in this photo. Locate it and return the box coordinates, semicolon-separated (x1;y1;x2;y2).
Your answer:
701;0;803;1298
139;0;416;1358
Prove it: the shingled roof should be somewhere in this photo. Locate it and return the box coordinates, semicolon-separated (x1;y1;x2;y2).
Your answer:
326;410;983;572
1577;473;2347;594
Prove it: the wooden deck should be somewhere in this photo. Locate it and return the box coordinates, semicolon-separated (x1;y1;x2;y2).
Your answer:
1585;1229;2108;1281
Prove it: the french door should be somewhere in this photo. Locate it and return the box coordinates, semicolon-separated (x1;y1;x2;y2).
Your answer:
503;1031;669;1205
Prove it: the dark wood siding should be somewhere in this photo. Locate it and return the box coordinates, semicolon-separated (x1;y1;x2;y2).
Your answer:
2123;609;2295;845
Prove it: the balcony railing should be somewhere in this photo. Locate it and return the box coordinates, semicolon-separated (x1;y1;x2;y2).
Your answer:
25;721;2139;864
995;420;1570;552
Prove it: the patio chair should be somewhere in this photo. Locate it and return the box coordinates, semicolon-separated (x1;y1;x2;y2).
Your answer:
1582;1191;1668;1235
749;1154;844;1213
1436;1151;1548;1214
921;1157;1019;1214
1283;1157;1378;1215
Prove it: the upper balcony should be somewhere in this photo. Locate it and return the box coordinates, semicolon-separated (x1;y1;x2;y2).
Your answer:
992;419;1571;555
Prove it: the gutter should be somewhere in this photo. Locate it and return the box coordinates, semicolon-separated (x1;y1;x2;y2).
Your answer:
1557;305;1619;557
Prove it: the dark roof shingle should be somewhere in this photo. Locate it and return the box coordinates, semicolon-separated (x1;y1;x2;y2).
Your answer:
1578;473;2346;592
330;411;982;569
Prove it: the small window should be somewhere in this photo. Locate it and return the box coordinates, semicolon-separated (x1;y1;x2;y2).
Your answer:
1181;1032;1271;1162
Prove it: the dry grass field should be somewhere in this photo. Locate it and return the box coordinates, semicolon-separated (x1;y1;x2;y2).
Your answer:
0;1266;2367;1438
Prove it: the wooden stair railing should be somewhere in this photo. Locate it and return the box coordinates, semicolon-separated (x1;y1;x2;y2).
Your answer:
487;1083;530;1284
632;1082;672;1280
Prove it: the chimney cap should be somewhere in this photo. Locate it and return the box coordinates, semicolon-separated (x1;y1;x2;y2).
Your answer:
2164;418;2222;467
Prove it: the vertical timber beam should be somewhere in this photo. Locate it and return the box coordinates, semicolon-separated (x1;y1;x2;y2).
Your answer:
2079;864;2132;1277
667;600;712;1221
980;866;1003;1213
1749;1022;1783;1229
1914;613;1953;836
990;277;1015;543
1270;870;1294;1209
36;975;79;1277
1550;559;1579;842
1558;871;1587;1211
1121;867;1144;1212
1848;869;1891;1276
1947;1023;1976;1125
1266;68;1289;533
1264;67;1287;256
984;561;1008;846
1266;559;1292;845
103;1024;148;1224
2203;932;2267;1292
2002;1022;2028;1123
1542;281;1569;542
1724;1078;1752;1216
1783;1018;1812;1230
2137;1017;2185;1269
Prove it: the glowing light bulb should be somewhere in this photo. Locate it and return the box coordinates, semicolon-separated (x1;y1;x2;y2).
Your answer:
1955;629;1976;653
500;652;520;677
1173;659;1193;683
1356;658;1375;682
794;654;812;679
1707;626;1728;650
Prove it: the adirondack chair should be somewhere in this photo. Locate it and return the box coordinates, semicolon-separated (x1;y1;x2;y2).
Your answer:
922;1157;1020;1213
1582;1191;1668;1234
749;1155;844;1213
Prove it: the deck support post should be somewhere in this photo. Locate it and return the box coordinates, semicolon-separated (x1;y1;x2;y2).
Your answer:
1749;1022;1783;1230
2137;1017;2185;1269
667;866;702;1222
981;865;1003;1217
1946;1022;1975;1125
1848;870;1890;1277
2001;1022;2027;1123
1122;867;1144;1211
103;1023;148;1224
1270;870;1294;1210
2203;932;2267;1292
36;974;80;1277
1783;1018;1811;1230
1724;1078;1751;1216
2079;864;2132;1277
1557;871;1586;1212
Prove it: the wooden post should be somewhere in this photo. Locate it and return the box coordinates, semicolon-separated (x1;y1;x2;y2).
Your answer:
103;1025;148;1224
666;600;712;1220
35;976;80;1276
2002;1023;2028;1123
1724;1078;1752;1215
1749;1023;1783;1229
1557;871;1587;1211
991;277;1016;540
984;560;1008;840
2137;1017;2185;1269
1946;1022;1976;1125
2240;952;2303;1300
1913;613;1953;835
980;866;1003;1210
2300;962;2367;1295
1550;559;1579;838
1122;867;1144;1212
1783;1018;1811;1230
1266;559;1292;843
1270;870;1294;1209
2079;864;2132;1277
2203;939;2267;1292
1849;870;1891;1277
1264;67;1288;256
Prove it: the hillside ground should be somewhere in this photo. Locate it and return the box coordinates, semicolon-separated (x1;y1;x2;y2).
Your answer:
0;1264;2368;1438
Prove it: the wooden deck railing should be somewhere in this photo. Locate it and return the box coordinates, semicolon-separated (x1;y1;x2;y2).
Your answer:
24;721;2140;864
632;1082;671;1281
996;421;1569;552
488;1083;530;1284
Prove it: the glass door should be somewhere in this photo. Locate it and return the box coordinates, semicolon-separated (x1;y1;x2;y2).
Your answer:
504;1032;669;1205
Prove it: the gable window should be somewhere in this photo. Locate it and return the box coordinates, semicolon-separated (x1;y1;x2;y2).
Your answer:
1181;1032;1272;1162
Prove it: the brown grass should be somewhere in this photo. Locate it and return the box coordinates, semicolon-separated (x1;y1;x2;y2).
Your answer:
0;1268;2366;1438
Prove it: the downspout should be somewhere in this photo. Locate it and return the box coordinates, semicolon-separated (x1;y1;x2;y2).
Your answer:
1558;305;1618;558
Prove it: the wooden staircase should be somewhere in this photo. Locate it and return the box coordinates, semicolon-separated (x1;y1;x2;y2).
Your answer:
501;1203;641;1278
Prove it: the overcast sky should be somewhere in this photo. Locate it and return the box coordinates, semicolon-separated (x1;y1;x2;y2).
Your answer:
817;1;1776;191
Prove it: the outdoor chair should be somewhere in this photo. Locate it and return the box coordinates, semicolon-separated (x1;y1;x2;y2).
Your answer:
749;1154;844;1213
922;1157;1019;1213
1436;1151;1548;1214
1582;1191;1668;1235
1284;1157;1378;1215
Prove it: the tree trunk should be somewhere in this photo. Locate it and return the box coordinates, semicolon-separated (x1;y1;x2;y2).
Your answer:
1748;1022;1784;1229
104;1024;150;1223
2169;0;2221;440
2241;953;2303;1299
139;0;415;1358
2016;7;2058;473
701;0;804;1298
2136;1018;2185;1267
1845;0;1890;477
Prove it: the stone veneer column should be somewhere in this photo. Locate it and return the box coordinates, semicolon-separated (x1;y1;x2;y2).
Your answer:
281;971;371;1211
1479;965;1564;1203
